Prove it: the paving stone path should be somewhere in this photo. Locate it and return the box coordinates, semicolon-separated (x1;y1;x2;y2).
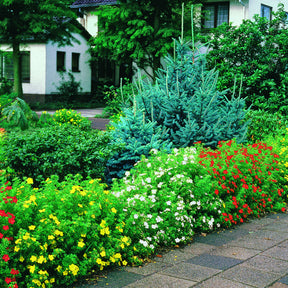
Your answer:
74;212;288;288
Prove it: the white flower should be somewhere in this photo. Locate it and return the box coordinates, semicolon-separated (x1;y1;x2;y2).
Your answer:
151;189;157;194
156;216;163;223
166;201;171;206
150;244;155;249
147;163;151;168
175;212;179;216
139;240;148;247
145;178;151;183
150;149;158;154
140;196;145;202
157;182;163;188
182;236;186;241
125;171;130;177
190;201;196;206
144;222;149;229
175;238;181;243
147;214;153;219
151;224;158;229
134;214;139;219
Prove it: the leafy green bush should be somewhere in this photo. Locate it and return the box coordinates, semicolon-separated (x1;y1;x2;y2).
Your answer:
0;176;142;288
2;126;118;184
246;110;288;143
204;4;288;114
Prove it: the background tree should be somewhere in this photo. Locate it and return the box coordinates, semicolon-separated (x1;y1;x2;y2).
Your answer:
90;0;203;81
0;0;78;97
204;4;288;115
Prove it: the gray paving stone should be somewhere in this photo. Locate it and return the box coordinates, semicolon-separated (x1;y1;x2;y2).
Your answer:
263;245;288;261
125;273;196;288
220;264;280;288
181;242;216;256
243;255;288;275
186;253;243;270
269;283;288;288
228;236;279;251
91;270;144;287
160;262;221;282
124;261;172;276
279;240;288;248
243;230;288;243
193;276;255;288
209;245;261;260
152;248;197;264
262;222;288;233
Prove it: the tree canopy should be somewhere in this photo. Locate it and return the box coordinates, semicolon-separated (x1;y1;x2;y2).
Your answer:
90;0;203;81
0;0;78;97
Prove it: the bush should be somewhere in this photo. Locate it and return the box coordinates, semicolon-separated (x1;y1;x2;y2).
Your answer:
246;110;288;143
204;4;288;114
0;176;142;288
1;126;118;184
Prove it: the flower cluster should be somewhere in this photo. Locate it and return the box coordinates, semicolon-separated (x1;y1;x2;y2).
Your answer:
197;139;286;226
0;180;19;288
52;109;91;130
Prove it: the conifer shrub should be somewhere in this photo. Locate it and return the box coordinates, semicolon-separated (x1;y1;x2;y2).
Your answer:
106;40;249;180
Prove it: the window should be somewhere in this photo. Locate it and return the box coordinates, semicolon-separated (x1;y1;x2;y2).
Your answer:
57;51;66;72
72;53;80;72
202;2;229;29
261;4;272;21
0;52;30;83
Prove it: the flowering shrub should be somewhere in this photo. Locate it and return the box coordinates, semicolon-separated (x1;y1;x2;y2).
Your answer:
197;140;286;226
52;109;91;130
0;179;19;288
1;175;142;288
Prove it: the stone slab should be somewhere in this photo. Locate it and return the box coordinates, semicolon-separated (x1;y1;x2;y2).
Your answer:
186;253;243;270
160;262;221;282
243;255;288;275
263;246;288;261
125;273;196;288
209;245;261;260
279;275;288;285
124;261;172;276
221;264;280;288
243;230;288;243
193;276;255;288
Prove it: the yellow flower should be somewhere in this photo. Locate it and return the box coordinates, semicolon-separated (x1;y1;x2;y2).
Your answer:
32;279;41;286
14;246;20;252
56;265;62;272
20;256;25;262
104;190;109;195
63;270;68;276
100;220;106;228
54;229;63;237
100;250;106;257
122;236;129;243
114;253;121;259
120;243;125;249
27;178;33;184
78;204;83;208
37;255;46;264
48;235;55;240
91;214;96;219
122;260;128;266
110;256;116;263
30;255;37;262
96;258;102;265
28;265;35;273
29;225;36;231
38;270;48;275
50;278;55;283
69;264;79;276
89;179;94;184
81;234;86;237
78;241;85;248
111;207;117;213
15;239;22;245
48;255;54;261
23;232;30;240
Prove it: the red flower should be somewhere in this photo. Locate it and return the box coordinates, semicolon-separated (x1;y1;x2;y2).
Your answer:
215;189;219;195
5;278;12;284
242;184;249;189
226;140;233;146
281;207;286;213
2;254;10;262
223;170;228;174
3;225;9;231
10;269;19;275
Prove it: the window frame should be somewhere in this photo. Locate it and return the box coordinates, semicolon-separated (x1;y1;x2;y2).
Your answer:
202;1;230;30
72;52;80;73
260;4;272;21
57;51;66;72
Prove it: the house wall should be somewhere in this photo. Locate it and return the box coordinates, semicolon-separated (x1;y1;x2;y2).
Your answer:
45;32;92;95
248;0;288;19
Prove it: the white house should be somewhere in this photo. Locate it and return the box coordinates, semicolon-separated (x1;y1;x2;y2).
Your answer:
0;26;92;103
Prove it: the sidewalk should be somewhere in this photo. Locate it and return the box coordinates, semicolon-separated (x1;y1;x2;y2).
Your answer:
75;212;288;288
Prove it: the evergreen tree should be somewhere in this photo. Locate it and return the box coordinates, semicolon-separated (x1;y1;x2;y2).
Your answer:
106;40;249;180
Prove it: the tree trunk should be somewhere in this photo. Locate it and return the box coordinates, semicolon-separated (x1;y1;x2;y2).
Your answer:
12;41;23;98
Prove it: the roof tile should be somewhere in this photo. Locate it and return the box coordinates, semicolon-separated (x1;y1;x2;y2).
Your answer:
71;0;117;8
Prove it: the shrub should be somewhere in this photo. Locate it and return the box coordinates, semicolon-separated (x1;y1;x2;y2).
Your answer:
204;4;288;114
246;110;288;143
2;126;118;185
0;176;143;288
106;40;249;180
52;108;91;130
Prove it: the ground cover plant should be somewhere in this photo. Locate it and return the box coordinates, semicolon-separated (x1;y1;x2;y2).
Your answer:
0;137;286;287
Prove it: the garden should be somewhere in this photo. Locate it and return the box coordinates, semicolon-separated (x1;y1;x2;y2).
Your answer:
1;9;288;288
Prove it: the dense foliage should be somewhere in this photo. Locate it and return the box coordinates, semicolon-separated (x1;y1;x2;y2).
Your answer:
1;126;118;185
204;4;288;114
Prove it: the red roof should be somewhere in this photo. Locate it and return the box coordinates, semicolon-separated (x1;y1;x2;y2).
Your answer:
71;0;117;8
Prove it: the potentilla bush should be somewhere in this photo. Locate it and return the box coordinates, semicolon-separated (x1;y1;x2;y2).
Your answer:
2;126;119;185
111;147;225;250
1;175;143;288
52;108;91;130
0;180;19;288
197;140;286;226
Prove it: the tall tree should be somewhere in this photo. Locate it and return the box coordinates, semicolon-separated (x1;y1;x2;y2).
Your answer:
0;0;78;97
91;0;203;81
